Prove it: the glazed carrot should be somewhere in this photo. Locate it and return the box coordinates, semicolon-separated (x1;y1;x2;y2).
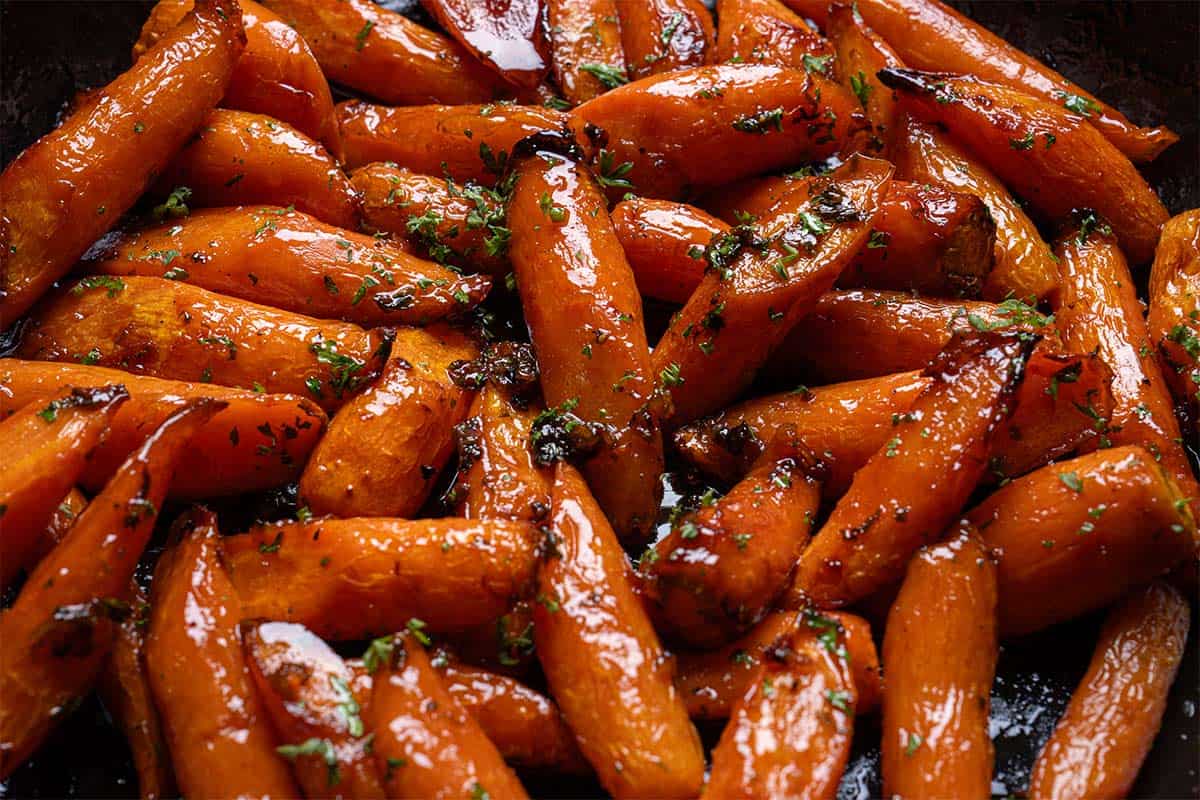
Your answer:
18;276;386;413
421;0;548;89
88;207;488;328
534;463;704;798
545;0;627;104
338;101;580;182
610;197;722;304
791;331;1036;608
242;621;384;797
1028;581;1191;800
892;115;1059;303
705;621;857;800
827;2;903;156
1147;210;1200;427
351;163;510;278
151;109;358;228
299;324;477;517
367;632;529;799
134;0;341;158
1054;221;1199;505
781;0;1178;162
0;386;127;588
643;438;824;647
882;525;997;800
145;508;300;798
571;64;856;199
0;401;219;778
224;517;539;639
652;155;892;426
0;0;243;323
0;360;326;498
618;0;713;79
714;0;832;68
440;601;539;677
259;0;504;105
967;446;1196;636
881;70;1168;264
508;135;663;541
16;489;89;590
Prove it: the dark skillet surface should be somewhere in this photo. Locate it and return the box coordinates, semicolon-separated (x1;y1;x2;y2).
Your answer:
0;1;1197;797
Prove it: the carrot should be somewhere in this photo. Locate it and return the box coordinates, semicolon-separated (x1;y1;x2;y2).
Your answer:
617;0;714;79
421;0;548;89
826;1;903;156
544;0;628;104
1147;209;1200;432
714;0;832;69
609;197;722;304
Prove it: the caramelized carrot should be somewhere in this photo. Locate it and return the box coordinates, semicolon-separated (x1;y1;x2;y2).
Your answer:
790;331;1035;608
1147;210;1200;429
18;489;89;588
617;0;713;79
0;401;220;777
826;2;903;156
0;0;244;323
545;0;627;104
223;517;539;639
18;275;386;413
714;0;832;68
967;446;1196;636
534;463;705;798
421;0;548;89
151;109;359;228
88;207;488;327
299;324;477;517
610;197;721;304
145;508;300;798
508;135;663;541
882;525;997;800
1028;582;1191;800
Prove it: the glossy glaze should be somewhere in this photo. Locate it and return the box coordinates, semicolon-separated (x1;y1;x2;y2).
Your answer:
715;0;832;68
421;0;547;88
545;0;627;104
827;2;903;157
609;197;723;304
618;0;713;79
1147;210;1200;429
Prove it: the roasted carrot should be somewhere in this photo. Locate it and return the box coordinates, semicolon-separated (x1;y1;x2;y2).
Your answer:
534;463;704;798
0;386;127;588
881;69;1168;264
224;517;539;639
508;134;663;541
421;0;548;89
781;0;1178;162
571;64;856;199
18;275;386;413
17;489;88;590
652;155;892;426
145;508;300;798
545;0;627;104
790;331;1035;608
0;359;326;498
967;446;1196;636
1147;209;1200;429
300;324;477;517
714;0;832;68
618;0;713;79
88;207;488;327
351;163;509;278
882;525;997;800
0;401;219;778
151;109;359;229
705;620;857;800
134;0;341;158
259;0;504;105
827;1;903;156
610;197;722;304
1028;581;1191;800
0;0;244;323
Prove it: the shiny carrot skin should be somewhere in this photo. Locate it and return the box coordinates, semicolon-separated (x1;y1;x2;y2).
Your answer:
0;0;243;323
534;463;705;799
618;0;713;79
881;69;1168;264
242;621;384;798
152;109;359;228
791;331;1036;608
224;517;539;639
351;163;509;278
1028;581;1191;800
782;0;1178;162
145;508;301;799
1147;210;1200;429
610;197;722;304
0;359;326;498
421;0;548;88
134;0;341;158
705;621;857;800
338;101;579;183
299;325;477;517
0;401;220;778
968;446;1196;637
652;155;893;426
88;207;488;328
0;386;127;588
714;0;832;68
882;526;997;800
18;275;386;413
259;0;504;105
571;64;856;199
508;139;663;541
545;0;627;104
827;2;903;156
18;489;88;589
